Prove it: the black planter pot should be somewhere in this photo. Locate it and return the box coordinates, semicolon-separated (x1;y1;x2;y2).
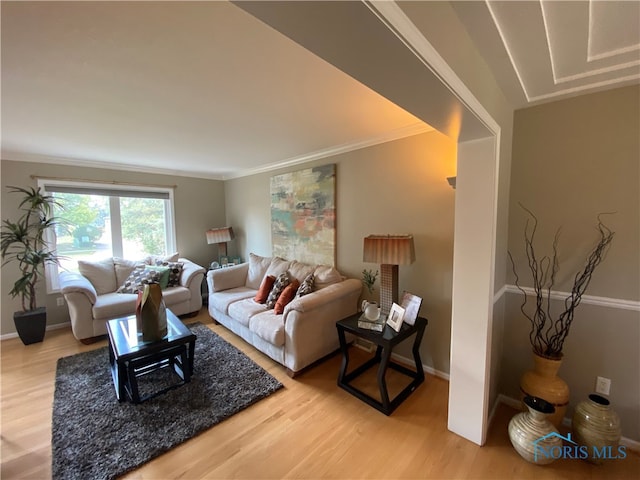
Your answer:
13;307;47;345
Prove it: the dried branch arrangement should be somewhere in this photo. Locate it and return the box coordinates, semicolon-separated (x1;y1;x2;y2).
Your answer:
508;206;615;359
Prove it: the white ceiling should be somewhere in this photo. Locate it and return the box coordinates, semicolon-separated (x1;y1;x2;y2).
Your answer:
2;1;638;179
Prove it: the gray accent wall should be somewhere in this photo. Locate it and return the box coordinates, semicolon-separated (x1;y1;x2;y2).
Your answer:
225;130;457;375
1;160;225;335
503;85;640;440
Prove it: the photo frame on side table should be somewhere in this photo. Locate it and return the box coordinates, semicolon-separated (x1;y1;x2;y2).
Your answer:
386;303;406;332
400;291;422;326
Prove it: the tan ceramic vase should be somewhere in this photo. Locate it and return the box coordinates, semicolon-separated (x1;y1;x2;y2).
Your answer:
572;394;622;464
136;283;167;342
508;396;562;464
520;352;569;428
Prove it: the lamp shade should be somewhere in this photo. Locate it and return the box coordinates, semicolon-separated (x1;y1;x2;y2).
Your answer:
206;227;235;245
363;235;415;265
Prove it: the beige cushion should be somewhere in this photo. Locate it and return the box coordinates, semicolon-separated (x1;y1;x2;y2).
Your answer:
78;258;117;295
287;260;315;283
247;253;272;290
143;252;179;265
228;299;268;327
249;311;285;347
314;265;343;289
209;287;256;315
92;292;137;320
265;257;290;278
113;257;142;286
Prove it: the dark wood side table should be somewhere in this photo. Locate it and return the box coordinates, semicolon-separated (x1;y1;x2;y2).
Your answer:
336;314;427;415
107;309;197;404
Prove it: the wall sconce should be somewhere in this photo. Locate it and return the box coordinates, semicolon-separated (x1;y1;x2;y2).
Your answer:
447;176;456;189
205;226;235;261
363;234;415;315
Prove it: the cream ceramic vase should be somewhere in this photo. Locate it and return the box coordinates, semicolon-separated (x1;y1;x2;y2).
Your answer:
572;394;622;464
520;352;569;427
361;300;381;321
508;396;562;465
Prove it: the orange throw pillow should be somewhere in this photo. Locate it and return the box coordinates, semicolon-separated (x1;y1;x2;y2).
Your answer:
274;279;300;314
254;275;276;303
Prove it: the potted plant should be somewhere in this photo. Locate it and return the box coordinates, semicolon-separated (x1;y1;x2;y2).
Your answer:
508;206;614;426
1;186;63;344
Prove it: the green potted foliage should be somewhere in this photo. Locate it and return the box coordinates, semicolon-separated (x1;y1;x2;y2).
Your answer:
1;186;63;344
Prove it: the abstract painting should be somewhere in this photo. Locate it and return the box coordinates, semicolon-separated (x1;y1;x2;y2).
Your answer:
270;164;336;266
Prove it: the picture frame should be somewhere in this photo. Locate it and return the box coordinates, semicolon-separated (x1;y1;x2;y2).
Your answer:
400;291;422;326
386;303;406;332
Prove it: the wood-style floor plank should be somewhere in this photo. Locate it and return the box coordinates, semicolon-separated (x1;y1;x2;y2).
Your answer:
1;308;638;479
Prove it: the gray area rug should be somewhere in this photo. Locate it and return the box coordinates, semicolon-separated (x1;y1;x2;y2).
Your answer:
52;323;283;480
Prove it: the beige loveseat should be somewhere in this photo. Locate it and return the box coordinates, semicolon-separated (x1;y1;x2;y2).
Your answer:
207;253;361;376
59;256;205;342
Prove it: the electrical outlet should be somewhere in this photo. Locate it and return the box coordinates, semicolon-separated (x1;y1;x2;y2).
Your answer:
56;297;65;307
595;376;611;396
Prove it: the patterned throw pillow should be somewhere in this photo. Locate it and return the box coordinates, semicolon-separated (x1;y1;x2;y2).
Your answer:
117;266;162;294
296;273;315;297
266;272;290;309
155;261;184;287
143;265;171;289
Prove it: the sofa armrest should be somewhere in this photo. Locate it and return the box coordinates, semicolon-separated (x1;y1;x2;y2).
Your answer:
178;258;206;289
285;278;362;315
207;263;249;292
59;271;98;304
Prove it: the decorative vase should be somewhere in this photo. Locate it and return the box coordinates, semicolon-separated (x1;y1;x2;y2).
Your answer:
520;352;569;427
361;300;381;321
136;283;167;342
572;394;622;464
508;396;562;465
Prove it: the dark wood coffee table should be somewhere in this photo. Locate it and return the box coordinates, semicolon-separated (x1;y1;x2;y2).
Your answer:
106;309;196;403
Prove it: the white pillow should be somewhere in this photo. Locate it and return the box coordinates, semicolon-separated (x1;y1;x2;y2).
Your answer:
143;252;179;265
265;257;291;278
246;253;272;290
287;260;315;283
314;264;343;289
113;257;142;286
78;258;117;295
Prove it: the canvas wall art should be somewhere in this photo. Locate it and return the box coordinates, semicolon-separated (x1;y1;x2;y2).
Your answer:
270;164;336;266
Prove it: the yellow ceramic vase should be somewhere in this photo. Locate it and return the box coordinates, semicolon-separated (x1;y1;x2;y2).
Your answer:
520;352;569;428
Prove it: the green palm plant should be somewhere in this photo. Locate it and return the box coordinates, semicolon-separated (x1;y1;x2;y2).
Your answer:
1;186;63;312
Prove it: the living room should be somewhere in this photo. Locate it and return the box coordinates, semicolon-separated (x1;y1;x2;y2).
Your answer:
2;1;638;478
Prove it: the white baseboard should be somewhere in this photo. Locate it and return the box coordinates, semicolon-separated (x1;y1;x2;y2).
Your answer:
0;321;71;342
495;394;639;452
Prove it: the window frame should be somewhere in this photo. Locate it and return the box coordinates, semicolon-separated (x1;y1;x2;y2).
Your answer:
39;179;177;293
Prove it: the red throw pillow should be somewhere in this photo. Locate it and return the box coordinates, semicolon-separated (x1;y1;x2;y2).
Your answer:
254;275;276;303
274;279;300;314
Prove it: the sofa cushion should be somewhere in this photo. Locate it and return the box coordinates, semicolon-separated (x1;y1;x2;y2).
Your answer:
314;265;343;289
144;252;179;265
266;271;290;309
78;258;117;295
117;266;163;294
155;261;184;286
113;257;142;286
92;292;138;320
249;311;285;347
296;273;315;297
254;275;276;304
247;253;272;290
287;260;315;284
274;279;300;314
265;257;290;278
209;287;256;315
160;285;191;305
228;298;267;327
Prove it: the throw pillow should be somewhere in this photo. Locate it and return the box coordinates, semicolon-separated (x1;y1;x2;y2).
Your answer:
265;271;290;309
247;253;273;290
117;266;162;294
78;258;117;295
274;279;300;314
144;252;179;265
155;261;184;287
113;257;142;286
143;265;171;289
296;273;315;297
314;265;343;289
254;275;276;304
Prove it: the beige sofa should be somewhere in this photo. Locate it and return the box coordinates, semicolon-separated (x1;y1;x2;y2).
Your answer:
207;253;361;376
60;256;205;342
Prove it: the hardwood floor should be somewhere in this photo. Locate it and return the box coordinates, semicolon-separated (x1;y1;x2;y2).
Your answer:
2;308;638;479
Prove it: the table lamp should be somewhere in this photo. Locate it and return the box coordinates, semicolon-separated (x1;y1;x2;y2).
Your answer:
206;226;235;262
363;234;415;315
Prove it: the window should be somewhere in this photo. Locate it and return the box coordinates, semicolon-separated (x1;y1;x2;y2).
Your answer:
40;179;176;291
